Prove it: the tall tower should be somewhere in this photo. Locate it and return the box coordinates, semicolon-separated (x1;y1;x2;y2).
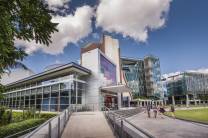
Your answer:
144;55;162;98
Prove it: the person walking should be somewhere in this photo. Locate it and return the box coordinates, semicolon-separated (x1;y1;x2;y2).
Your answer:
170;105;175;119
153;105;157;118
147;104;151;118
158;105;166;119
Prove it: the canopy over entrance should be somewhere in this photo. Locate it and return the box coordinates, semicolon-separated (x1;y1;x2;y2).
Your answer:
101;84;132;93
101;84;132;109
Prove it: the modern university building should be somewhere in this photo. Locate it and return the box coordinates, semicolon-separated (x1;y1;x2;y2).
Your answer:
121;56;163;99
165;72;208;107
1;35;163;112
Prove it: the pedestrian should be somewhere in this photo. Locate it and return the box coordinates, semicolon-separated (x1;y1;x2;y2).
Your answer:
170;105;175;119
147;104;151;118
153;106;157;118
159;105;166;119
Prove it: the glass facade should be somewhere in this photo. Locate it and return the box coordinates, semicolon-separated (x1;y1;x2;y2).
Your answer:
122;59;146;97
121;56;163;99
1;75;86;112
144;56;163;98
167;72;208;98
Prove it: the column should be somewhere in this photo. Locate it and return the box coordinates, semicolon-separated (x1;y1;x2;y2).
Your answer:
140;101;142;107
29;90;31;109
128;97;130;107
172;96;175;106
12;95;13;109
41;87;43;111
186;94;189;108
24;93;25;109
164;100;167;106
35;89;37;110
117;93;122;109
194;99;197;106
49;86;51;111
8;97;10;108
15;93;17;109
75;75;78;111
19;92;21;109
180;100;183;105
58;84;61;112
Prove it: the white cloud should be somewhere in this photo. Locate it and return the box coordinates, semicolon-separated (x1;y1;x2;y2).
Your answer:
15;5;94;55
0;69;34;85
45;0;71;10
187;68;208;74
96;0;171;42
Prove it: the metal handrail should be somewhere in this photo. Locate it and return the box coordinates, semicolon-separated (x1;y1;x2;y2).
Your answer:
5;126;39;138
104;106;155;138
24;106;72;138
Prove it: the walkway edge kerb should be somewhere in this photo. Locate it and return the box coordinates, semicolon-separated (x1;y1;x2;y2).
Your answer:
124;119;155;138
60;112;73;137
103;112;119;138
164;114;208;126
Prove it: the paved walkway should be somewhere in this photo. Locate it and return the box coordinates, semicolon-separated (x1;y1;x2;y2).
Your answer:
127;112;208;138
61;112;115;138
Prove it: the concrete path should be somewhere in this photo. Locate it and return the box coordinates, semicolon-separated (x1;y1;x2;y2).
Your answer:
127;112;208;138
61;111;115;138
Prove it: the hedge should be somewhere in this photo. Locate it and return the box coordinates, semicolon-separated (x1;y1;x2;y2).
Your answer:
0;118;46;138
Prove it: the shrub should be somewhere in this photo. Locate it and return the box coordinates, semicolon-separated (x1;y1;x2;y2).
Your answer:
0;106;6;121
39;112;57;119
0;118;46;138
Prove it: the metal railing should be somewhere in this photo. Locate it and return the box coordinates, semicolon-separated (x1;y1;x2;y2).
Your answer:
70;104;99;112
24;106;72;138
104;107;155;138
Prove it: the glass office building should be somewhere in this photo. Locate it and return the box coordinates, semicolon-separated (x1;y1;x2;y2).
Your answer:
1;63;90;112
121;56;163;99
166;72;208;101
121;57;146;97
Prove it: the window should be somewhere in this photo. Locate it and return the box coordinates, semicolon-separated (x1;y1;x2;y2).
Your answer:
51;84;59;91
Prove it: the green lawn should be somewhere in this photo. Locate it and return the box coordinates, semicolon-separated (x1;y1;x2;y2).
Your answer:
165;108;208;124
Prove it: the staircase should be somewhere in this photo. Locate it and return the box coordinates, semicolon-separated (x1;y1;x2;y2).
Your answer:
112;108;143;118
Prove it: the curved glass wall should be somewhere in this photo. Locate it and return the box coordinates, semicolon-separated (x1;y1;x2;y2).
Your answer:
2;79;86;112
122;60;145;97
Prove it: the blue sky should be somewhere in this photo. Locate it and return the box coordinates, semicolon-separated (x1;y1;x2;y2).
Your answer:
22;0;208;75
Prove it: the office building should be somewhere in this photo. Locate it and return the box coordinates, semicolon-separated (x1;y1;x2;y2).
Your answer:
121;56;163;99
166;72;208;106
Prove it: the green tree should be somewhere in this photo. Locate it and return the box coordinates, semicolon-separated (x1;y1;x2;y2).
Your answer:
0;0;58;96
0;0;58;75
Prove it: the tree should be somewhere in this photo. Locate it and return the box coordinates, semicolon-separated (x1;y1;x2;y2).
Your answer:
0;0;58;76
0;0;58;98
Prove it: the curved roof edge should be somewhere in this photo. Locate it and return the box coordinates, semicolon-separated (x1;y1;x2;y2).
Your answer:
5;62;91;87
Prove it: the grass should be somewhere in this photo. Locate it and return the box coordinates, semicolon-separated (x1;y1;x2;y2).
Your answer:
165;108;208;124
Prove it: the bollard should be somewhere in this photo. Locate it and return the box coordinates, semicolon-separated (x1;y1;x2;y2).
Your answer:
113;114;116;133
48;121;51;138
64;110;67;127
58;116;60;138
120;119;123;138
67;109;69;121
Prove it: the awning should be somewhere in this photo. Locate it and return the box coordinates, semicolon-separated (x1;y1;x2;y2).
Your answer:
101;84;132;93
